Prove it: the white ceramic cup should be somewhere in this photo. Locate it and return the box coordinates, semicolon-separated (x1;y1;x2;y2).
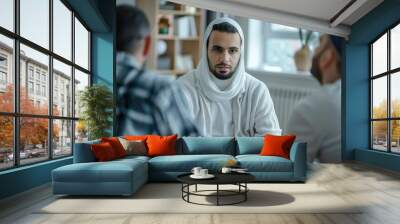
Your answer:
200;169;208;176
191;167;202;176
221;167;232;174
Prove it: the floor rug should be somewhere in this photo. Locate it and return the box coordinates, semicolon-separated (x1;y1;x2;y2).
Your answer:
37;183;362;214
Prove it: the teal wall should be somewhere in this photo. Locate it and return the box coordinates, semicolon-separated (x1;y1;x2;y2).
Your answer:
355;149;400;172
0;0;115;200
91;0;116;136
0;158;72;199
345;0;400;171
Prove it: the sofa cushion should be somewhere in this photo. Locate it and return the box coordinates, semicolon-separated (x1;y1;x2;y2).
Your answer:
115;155;150;163
260;134;296;159
52;158;147;183
124;135;148;141
148;154;235;172
91;142;118;161
118;138;147;156
236;137;263;155
101;137;127;158
74;139;101;163
147;135;177;157
180;137;235;155
236;155;293;172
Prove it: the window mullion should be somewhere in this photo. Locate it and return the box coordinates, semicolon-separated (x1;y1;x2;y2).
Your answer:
370;45;373;149
13;0;20;167
388;29;391;152
71;11;76;155
49;0;53;160
262;23;267;69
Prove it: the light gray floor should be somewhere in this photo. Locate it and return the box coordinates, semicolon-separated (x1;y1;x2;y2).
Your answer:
1;162;400;224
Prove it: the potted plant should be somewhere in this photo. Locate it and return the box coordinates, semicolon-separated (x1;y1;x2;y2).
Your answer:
294;29;314;72
79;84;113;140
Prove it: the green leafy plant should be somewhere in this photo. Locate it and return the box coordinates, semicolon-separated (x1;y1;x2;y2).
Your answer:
298;28;314;47
79;84;113;140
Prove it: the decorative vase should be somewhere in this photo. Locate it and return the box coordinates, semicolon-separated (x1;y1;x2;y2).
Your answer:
294;45;312;72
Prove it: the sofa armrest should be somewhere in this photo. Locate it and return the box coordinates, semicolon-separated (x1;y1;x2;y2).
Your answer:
289;142;307;181
73;140;100;163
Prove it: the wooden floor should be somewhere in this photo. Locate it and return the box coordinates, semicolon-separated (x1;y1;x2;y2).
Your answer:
1;162;400;224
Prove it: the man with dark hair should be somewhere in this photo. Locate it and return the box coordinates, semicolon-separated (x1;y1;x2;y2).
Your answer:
286;34;343;163
177;18;281;136
116;5;197;136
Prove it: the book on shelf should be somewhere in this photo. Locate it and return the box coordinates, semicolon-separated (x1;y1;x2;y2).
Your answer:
175;54;194;71
174;16;197;38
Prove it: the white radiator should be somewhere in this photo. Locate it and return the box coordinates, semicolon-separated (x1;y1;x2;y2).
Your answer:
269;87;315;133
249;70;320;133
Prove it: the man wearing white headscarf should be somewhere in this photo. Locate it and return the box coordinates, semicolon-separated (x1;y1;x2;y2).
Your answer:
177;17;281;137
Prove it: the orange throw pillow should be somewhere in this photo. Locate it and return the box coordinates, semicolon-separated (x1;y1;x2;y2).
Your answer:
124;135;149;150
146;134;177;157
259;134;296;159
124;135;148;141
101;137;127;158
91;142;117;161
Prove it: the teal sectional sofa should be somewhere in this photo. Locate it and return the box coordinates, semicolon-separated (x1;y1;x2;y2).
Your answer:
52;137;307;196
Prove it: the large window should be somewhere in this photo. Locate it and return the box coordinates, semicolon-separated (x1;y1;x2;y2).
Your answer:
0;0;91;171
247;19;319;73
370;23;400;153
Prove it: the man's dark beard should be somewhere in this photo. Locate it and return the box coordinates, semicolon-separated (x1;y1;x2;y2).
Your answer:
209;64;236;80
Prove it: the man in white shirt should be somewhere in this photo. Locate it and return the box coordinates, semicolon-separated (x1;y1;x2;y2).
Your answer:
286;35;343;163
177;17;281;137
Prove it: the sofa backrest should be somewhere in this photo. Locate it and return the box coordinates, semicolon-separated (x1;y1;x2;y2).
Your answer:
179;137;235;155
74;136;281;162
74;139;101;163
236;137;264;155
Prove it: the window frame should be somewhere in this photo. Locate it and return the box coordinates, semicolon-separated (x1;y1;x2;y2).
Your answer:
0;71;7;85
0;53;8;89
0;0;92;171
370;20;400;154
259;22;319;73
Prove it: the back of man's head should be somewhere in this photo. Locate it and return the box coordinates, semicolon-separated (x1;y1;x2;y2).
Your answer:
117;5;150;54
311;34;343;84
328;35;343;79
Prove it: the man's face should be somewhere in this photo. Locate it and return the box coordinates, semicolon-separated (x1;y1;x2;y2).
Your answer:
207;31;241;80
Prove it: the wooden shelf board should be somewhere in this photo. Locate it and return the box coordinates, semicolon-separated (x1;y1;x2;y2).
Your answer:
158;9;201;16
157;36;199;41
156;69;188;75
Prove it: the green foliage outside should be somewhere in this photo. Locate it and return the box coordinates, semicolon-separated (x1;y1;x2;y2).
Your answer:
372;99;400;144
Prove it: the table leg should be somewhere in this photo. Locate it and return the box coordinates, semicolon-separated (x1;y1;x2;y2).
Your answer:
195;184;197;192
245;183;247;201
217;184;219;206
187;184;190;202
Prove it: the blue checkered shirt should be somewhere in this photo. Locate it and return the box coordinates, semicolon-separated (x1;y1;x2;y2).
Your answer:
116;52;198;137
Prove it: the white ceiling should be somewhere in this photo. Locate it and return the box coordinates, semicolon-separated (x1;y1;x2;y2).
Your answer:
227;0;352;23
169;0;384;38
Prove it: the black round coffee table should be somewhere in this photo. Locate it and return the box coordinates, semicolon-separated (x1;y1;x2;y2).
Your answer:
177;172;255;206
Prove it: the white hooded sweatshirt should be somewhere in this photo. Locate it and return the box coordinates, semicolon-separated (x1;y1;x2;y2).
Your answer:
177;17;281;137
